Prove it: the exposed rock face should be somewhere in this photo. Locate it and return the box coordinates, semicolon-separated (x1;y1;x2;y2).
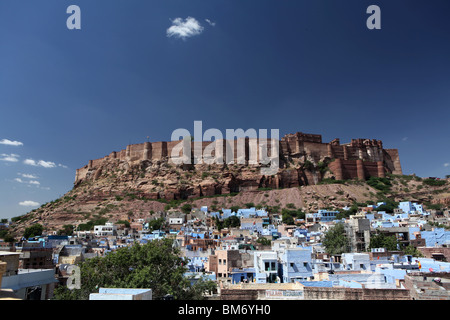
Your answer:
73;132;402;201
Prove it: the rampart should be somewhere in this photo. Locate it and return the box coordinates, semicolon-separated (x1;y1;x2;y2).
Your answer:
75;132;402;187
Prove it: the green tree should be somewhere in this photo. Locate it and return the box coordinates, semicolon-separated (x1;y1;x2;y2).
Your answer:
116;220;131;228
230;206;240;213
281;208;305;224
0;230;15;243
52;239;216;300
367;176;392;193
77;217;108;231
374;198;399;213
423;178;446;186
213;217;224;230
181;204;192;214
148;218;166;231
223;216;241;229
58;224;74;236
322;223;348;254
256;237;271;246
369;233;399;251
403;245;423;257
23;223;43;239
282;214;294;225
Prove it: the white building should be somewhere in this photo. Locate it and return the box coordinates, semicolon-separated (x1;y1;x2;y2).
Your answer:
89;288;152;300
94;222;117;237
169;217;184;225
253;251;278;283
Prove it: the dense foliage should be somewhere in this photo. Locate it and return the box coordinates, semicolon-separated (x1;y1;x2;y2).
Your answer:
214;216;240;230
367;176;392;193
373;198;399;213
147;217;166;231
322;223;349;254
281;205;305;225
53;239;216;300
422;178;446;187
23;223;44;239
256;237;272;246
369;233;399;251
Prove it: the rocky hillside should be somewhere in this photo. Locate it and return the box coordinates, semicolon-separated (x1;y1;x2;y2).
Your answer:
7;169;449;238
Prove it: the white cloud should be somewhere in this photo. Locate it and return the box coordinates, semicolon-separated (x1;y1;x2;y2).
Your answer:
402;137;408;141
205;19;216;26
38;160;57;168
23;159;37;166
19;200;40;207
0;153;20;162
13;177;40;186
58;163;68;169
167;17;204;40
19;173;38;179
444;163;450;167
24;159;57;168
0;139;23;146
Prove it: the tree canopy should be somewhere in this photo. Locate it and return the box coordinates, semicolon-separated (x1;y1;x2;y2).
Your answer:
53;239;216;300
23;223;43;239
148;217;166;231
214;216;240;230
369;233;399;251
322;223;349;255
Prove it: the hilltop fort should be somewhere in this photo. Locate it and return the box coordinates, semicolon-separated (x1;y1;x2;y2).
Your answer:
74;132;402;201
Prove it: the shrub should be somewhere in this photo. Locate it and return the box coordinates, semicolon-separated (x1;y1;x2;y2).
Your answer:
244;202;255;208
181;204;192;214
423;179;446;187
23;224;44;239
367;176;392;192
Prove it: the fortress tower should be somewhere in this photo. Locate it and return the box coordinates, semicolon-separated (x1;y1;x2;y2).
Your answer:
74;132;402;189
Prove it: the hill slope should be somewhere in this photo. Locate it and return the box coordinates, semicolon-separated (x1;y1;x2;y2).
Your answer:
8;173;449;237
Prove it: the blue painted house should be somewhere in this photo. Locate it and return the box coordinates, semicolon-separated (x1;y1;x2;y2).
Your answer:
279;247;313;283
230;267;256;284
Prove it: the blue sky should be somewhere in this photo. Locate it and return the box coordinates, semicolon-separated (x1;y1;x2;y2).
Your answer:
1;0;449;220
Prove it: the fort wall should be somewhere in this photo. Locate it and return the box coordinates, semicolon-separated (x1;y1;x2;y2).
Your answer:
75;132;402;187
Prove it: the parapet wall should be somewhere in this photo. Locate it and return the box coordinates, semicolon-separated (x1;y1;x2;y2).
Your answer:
220;286;411;300
302;287;411;300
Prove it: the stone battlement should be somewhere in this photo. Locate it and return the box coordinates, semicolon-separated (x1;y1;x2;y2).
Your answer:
75;132;402;188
